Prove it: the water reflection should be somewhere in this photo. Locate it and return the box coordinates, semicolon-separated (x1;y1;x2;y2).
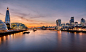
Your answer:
57;31;62;42
79;32;82;35
0;30;86;52
74;32;76;35
0;32;24;45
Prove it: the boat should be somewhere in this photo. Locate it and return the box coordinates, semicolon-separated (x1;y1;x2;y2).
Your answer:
23;31;30;34
33;28;37;31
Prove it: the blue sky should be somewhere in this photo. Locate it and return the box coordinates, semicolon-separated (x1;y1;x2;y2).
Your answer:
0;0;86;27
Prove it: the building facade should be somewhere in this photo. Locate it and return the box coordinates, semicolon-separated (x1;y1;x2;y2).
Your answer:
56;19;61;26
5;7;10;29
74;22;78;26
11;23;27;30
81;18;85;26
70;17;74;26
0;20;7;32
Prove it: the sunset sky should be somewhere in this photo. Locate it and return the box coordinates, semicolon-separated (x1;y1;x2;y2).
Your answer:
0;0;86;27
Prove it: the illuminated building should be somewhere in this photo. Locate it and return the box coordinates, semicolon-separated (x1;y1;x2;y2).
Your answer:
70;17;74;26
0;20;7;32
66;23;70;26
74;22;78;26
61;23;65;26
81;18;85;26
11;23;27;30
84;23;86;26
5;7;10;29
56;19;61;26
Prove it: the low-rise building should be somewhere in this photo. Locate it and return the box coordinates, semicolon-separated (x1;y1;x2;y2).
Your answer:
0;20;7;32
11;23;27;30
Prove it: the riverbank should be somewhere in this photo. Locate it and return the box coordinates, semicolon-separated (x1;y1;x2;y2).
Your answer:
61;30;86;33
0;30;27;35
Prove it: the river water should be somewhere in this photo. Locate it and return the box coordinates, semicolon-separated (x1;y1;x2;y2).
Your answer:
0;30;86;52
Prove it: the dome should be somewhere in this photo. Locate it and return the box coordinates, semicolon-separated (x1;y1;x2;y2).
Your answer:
0;20;7;30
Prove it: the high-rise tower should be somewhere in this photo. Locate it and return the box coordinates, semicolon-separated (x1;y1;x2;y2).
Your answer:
56;19;61;26
5;7;10;29
70;17;74;26
81;18;85;26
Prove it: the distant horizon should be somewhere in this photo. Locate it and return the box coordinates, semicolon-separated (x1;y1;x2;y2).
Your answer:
0;0;86;27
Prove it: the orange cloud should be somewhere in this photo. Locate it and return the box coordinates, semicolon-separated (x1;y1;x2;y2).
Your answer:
10;15;56;27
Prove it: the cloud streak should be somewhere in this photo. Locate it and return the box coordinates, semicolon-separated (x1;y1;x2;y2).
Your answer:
0;0;86;27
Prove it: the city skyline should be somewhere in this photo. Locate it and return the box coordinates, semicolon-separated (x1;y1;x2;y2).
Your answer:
0;0;86;27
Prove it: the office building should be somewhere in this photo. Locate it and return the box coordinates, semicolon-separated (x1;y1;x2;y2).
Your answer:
56;19;61;26
74;22;78;26
5;7;10;29
11;23;27;30
66;23;70;26
81;18;85;26
70;17;74;26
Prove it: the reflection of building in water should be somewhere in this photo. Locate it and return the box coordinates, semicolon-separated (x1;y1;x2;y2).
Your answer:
11;23;27;30
0;20;7;32
57;31;62;46
5;7;11;29
0;37;1;44
0;35;9;45
74;32;77;35
0;33;23;45
57;31;61;34
79;32;82;35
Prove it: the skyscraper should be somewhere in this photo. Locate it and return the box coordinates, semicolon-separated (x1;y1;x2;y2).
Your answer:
56;19;61;26
70;17;74;24
81;18;85;26
70;17;74;26
5;7;10;29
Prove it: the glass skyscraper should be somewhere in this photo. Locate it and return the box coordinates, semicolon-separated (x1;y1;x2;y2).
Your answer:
56;19;61;26
70;17;74;26
81;18;85;26
70;17;74;23
5;7;10;29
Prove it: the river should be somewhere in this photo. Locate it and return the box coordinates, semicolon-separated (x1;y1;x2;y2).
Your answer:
0;30;86;52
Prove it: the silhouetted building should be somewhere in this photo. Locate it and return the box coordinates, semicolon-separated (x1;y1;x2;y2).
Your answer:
5;7;10;29
41;26;48;30
81;18;85;26
56;19;61;26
